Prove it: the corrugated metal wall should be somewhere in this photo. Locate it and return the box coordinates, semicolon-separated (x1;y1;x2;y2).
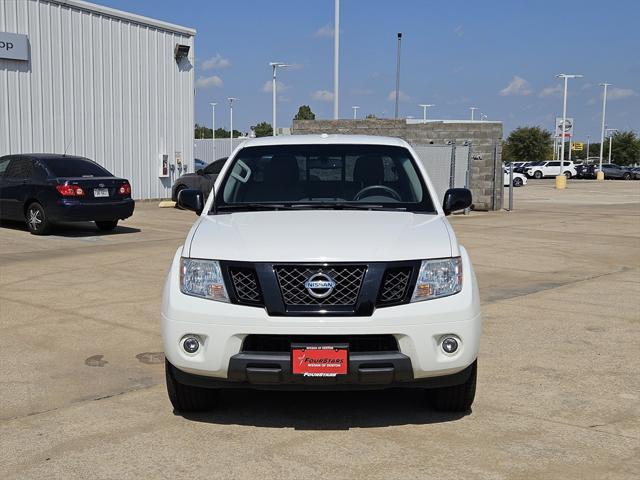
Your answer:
0;0;195;200
413;145;469;202
193;138;246;164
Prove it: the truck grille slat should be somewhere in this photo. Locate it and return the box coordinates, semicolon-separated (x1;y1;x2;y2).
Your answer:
274;265;366;306
378;267;413;304
229;268;263;304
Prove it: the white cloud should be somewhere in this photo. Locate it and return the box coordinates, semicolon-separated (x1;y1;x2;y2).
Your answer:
352;88;374;95
262;80;289;93
608;87;637;100
195;75;223;89
201;53;230;70
453;24;464;37
314;24;334;38
312;90;334;102
538;84;562;98
387;90;410;102
499;76;532;96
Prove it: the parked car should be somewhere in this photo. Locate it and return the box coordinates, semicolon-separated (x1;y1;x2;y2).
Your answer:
171;157;227;201
527;161;577;179
0;154;134;235
515;161;543;174
631;167;640;180
504;170;527;187
576;164;597;179
163;135;480;413
599;164;634;180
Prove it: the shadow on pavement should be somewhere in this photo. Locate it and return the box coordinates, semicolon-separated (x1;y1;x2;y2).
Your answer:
180;389;469;430
0;219;140;237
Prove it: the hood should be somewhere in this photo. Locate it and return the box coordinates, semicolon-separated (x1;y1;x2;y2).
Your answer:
187;210;453;262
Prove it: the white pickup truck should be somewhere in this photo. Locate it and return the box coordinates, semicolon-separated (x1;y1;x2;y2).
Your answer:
162;135;481;413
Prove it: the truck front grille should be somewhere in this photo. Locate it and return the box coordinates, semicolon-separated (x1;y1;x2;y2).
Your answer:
378;267;413;305
274;265;366;306
229;267;263;305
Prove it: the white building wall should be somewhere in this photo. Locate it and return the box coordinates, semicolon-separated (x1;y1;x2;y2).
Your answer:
0;0;195;199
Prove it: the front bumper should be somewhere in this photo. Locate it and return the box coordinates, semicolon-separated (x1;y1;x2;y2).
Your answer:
162;247;481;386
48;198;135;222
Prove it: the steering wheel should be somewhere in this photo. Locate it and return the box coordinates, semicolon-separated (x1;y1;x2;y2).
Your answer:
354;185;401;201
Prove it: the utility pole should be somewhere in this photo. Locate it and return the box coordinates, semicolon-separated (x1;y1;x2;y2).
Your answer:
228;97;238;153
598;83;611;180
333;0;340;119
210;102;217;161
394;33;402;119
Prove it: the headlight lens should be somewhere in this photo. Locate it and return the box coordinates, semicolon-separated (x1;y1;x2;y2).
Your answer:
180;258;229;302
411;257;462;302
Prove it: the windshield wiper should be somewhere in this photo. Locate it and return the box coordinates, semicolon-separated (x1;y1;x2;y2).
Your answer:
216;203;295;211
288;203;407;211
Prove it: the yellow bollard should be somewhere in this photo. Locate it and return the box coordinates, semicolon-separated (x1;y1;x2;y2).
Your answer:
555;175;567;189
596;171;605;181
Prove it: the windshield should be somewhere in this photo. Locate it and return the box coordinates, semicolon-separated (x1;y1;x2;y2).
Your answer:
214;144;435;213
44;157;112;177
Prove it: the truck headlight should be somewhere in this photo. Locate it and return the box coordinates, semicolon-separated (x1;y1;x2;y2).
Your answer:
180;258;229;302
411;257;462;302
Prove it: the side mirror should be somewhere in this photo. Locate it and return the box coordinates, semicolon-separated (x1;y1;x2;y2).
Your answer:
196;168;204;175
177;189;204;215
442;188;472;216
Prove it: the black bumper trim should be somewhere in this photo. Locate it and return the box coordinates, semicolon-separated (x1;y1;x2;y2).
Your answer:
170;353;475;391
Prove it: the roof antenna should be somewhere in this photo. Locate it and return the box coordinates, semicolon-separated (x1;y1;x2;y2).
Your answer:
63;137;73;156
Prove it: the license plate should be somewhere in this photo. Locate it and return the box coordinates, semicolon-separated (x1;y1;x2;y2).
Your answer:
94;188;109;198
291;344;348;377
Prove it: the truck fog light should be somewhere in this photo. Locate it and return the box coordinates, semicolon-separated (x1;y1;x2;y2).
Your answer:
441;336;459;354
182;336;200;354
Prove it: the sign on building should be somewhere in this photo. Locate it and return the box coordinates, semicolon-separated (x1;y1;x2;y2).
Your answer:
555;117;574;138
0;32;29;61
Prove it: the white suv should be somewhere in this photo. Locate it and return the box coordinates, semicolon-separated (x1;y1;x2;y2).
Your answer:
162;135;481;413
527;161;577;179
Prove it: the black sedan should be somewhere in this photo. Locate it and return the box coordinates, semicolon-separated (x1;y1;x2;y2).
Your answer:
0;154;134;235
171;157;227;201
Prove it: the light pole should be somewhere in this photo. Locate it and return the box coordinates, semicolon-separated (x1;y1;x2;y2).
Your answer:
556;73;583;188
606;128;617;163
469;107;477;121
352;106;359;119
598;83;611;180
585;135;590;164
418;104;434;123
394;32;402;119
333;0;340;119
228;97;238;153
210;102;217;161
269;62;290;136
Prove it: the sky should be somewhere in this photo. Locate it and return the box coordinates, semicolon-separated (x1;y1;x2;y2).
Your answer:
97;0;640;141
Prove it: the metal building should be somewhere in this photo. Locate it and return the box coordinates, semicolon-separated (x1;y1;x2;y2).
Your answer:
0;0;195;200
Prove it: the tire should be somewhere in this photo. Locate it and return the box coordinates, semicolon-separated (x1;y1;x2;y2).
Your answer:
564;171;572;179
26;202;52;235
533;171;543;179
95;220;118;231
165;360;219;412
174;184;186;202
428;360;477;412
513;177;523;187
623;173;631;180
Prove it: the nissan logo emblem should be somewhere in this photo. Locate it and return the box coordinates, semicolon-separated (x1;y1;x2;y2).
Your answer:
304;272;337;299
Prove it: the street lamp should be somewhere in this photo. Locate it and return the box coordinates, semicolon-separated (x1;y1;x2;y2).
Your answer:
585;135;590;164
228;97;238;153
606;128;617;164
269;62;291;136
555;73;583;188
352;106;360;119
394;32;402;119
469;106;477;121
334;0;340;119
598;83;611;180
210;102;217;161
418;104;434;123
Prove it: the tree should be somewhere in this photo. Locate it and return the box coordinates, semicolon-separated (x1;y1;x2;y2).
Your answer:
194;124;243;139
294;105;316;120
502;126;553;162
604;131;640;166
251;122;273;137
365;114;377;119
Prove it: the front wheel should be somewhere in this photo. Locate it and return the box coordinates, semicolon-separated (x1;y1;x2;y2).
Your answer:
95;220;118;231
165;360;219;412
533;171;543;179
26;202;52;235
428;360;477;412
513;177;523;187
623;173;631;180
